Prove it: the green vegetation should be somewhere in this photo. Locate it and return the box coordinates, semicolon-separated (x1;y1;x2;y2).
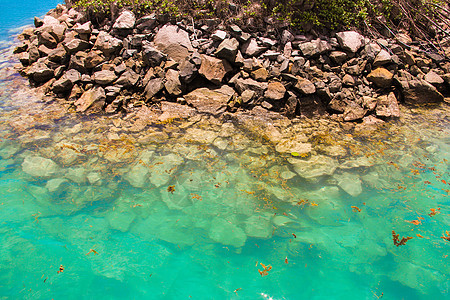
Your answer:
66;0;448;39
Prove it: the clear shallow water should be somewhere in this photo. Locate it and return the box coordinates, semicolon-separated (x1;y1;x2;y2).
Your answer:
0;4;449;300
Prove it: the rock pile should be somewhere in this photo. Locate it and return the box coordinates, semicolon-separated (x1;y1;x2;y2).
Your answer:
15;4;449;120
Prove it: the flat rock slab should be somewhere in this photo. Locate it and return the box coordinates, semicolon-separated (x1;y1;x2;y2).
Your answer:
288;155;338;179
154;25;193;63
184;85;235;115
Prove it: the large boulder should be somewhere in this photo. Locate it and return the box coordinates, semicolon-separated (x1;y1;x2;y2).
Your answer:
144;78;164;101
112;10;135;30
154;25;193;63
27;62;54;83
115;69;140;87
93;31;123;56
52;69;81;93
142;45;166;67
74;86;106;112
294;77;316;94
93;70;117;85
241;38;266;57
234;78;268;96
164;69;183;95
264;81;286;100
22;156;59;178
215;38;239;62
198;55;233;85
376;92;400;118
184;85;235;114
398;79;444;104
64;38;90;54
336;31;364;53
367;68;393;88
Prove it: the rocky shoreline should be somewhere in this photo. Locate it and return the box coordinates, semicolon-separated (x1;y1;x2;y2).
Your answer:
12;3;450;127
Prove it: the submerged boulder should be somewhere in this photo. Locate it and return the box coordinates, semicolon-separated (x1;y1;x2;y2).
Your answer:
22;156;59;178
209;217;247;247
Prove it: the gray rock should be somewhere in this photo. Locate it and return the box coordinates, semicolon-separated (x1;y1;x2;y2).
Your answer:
234;78;268;96
178;59;197;83
264;81;286;100
376;92;400;118
294;77;316;94
93;70;117;85
136;14;157;31
211;30;227;41
115;69;140;87
154;25;193;63
73;21;92;34
28;62;54;83
64;38;90;54
198;54;233;85
142;45;166;67
215;38;239;62
336;31;364;53
93;31;123;56
74;86;106;112
164;69;183;95
241;38;266;57
299;41;319;57
144;78;164;101
424;70;444;85
259;37;277;47
112;10;136;30
343;101;366;121
281;29;294;45
373;49;392;66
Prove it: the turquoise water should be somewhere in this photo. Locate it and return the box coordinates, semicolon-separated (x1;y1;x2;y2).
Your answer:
0;3;449;299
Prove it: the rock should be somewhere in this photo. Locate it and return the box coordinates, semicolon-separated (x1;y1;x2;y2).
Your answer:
334;172;362;196
34;16;44;28
367;68;393;88
184;85;234;114
115;69;140;87
154;25;193;63
281;29;294;45
336;31;364;53
396;33;412;45
52;69;81;93
198;54;232;85
241;90;256;103
342;74;355;86
142;45;166;67
244;214;272;238
93;70;117;85
63;38;90;54
107;207;136;232
373;49;392;66
178;59;197;83
74;86;106;112
343;101;366;121
276;138;312;155
424;71;444;85
234;78;268;96
209;217;247;247
136;14;157;31
144;78;164;101
73;21;92;34
251;68;269;81
376;92;400;118
38;44;53;57
46;178;69;193
84;50;105;69
28;62;54;83
43;15;60;27
398;78;444;104
294;77;316;94
330;51;348;65
212;30;227;41
48;45;67;63
164;69;183;95
241;38;266;57
288;155;338;179
112;10;135;30
264;81;286;100
215;38;239;62
124;164;149;188
37;31;58;49
22;156;59;178
69;51;88;73
93;31;123;56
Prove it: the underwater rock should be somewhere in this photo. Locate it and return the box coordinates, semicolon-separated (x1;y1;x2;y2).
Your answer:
288;155;338;179
124;163;149;188
209;217;247;247
65;166;87;184
333;172;363;197
45;178;69;193
22;156;59;178
183;127;218;144
244;214;273;238
275;137;311;155
107;206;136;232
160;184;192;210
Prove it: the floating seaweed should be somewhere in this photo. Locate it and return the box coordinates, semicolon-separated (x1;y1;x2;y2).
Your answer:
258;263;272;277
86;249;98;256
233;288;242;295
57;265;64;274
284;257;288;264
351;206;361;212
167;185;175;194
405;219;421;225
392;230;413;246
428;208;441;217
441;231;450;241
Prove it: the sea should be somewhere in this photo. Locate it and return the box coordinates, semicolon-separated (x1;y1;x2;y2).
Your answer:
0;1;448;299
